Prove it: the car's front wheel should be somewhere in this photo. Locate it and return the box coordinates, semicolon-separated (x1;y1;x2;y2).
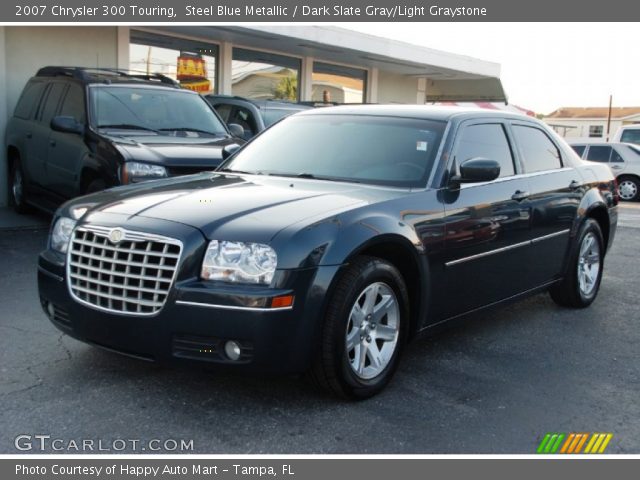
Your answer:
310;256;409;399
549;218;604;308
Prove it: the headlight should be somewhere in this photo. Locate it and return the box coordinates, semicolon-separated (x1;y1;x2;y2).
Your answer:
121;162;167;183
201;240;277;285
50;217;76;254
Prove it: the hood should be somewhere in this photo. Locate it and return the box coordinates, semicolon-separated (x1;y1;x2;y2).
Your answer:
108;133;243;168
80;173;402;243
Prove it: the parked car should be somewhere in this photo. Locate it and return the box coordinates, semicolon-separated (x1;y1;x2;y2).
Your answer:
38;106;618;399
570;142;640;201
612;124;640;145
6;67;245;214
204;95;311;140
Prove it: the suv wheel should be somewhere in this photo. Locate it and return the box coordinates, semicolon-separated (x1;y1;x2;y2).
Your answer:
9;157;31;214
549;219;604;308
618;176;639;201
310;256;409;399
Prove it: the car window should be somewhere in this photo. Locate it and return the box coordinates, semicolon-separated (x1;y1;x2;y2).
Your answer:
14;81;47;120
571;145;586;157
90;86;227;135
228;107;257;140
224;114;446;188
586;146;612;163
454;123;515;178
610;148;624;163
213;103;232;122
512;125;562;172
39;83;66;124
620;129;640;145
59;84;86;123
263;107;300;127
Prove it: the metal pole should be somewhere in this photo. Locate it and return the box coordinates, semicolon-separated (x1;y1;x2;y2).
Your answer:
606;94;612;142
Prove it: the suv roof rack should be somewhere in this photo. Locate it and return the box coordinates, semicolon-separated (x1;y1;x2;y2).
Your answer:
36;67;180;87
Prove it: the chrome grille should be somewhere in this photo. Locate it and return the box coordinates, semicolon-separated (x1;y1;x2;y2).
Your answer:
67;226;182;315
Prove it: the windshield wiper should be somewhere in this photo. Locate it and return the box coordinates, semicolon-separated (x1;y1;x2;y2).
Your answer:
217;167;259;175
159;127;221;136
267;172;359;183
97;124;160;133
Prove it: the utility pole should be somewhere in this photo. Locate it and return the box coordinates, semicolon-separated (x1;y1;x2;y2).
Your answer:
606;94;613;142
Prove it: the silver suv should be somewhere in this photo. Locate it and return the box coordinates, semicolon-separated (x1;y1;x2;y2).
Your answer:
570;142;640;201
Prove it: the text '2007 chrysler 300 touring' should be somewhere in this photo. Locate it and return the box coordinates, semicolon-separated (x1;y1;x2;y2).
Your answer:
38;106;618;399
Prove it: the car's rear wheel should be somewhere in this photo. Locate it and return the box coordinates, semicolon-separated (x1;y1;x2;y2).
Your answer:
549;219;604;308
9;157;31;214
309;256;409;399
617;176;639;201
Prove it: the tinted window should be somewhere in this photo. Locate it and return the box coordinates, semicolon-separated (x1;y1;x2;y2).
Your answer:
228;107;257;140
225;115;446;188
14;81;47;120
586;146;612;163
263;107;302;127
571;145;586;157
59;84;86;123
610;147;624;163
455;123;515;177
40;83;66;124
213;104;232;122
620;129;640;145
513;125;562;172
90;87;227;135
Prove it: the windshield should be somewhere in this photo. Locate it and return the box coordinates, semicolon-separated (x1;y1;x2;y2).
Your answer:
89;86;228;135
223;114;446;187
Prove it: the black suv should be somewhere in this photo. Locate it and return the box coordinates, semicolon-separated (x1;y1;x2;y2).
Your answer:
6;67;245;213
204;95;311;140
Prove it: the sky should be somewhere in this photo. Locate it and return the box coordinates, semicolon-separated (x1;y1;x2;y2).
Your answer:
345;23;639;115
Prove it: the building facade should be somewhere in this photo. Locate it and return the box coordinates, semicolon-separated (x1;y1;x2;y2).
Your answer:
544;107;640;142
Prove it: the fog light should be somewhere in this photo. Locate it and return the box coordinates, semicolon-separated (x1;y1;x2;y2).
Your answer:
224;340;242;361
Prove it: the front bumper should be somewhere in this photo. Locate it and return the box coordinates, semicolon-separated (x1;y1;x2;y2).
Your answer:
37;247;341;375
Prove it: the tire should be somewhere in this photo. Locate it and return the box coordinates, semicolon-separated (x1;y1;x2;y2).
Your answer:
617;176;639;202
84;178;106;194
549;218;604;308
8;157;31;214
309;256;409;400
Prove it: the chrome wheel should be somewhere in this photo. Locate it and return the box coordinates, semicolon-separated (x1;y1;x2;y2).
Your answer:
618;180;638;201
577;232;601;297
345;282;400;380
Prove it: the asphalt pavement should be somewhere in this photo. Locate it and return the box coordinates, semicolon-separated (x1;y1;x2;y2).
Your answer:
0;205;638;454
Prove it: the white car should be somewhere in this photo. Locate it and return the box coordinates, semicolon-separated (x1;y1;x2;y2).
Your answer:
612;125;640;145
570;142;640;201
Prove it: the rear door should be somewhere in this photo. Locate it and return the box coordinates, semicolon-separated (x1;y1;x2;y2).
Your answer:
510;123;581;285
31;82;66;187
440;120;533;317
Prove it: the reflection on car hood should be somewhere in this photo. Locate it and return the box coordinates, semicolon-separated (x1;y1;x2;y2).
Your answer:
106;133;242;168
82;173;403;243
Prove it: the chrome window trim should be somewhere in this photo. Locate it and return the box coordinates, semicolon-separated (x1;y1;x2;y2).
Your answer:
459;167;574;189
66;225;183;317
445;229;570;267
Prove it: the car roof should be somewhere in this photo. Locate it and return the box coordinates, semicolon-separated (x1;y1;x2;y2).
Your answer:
295;104;535;121
205;95;312;110
34;66;181;89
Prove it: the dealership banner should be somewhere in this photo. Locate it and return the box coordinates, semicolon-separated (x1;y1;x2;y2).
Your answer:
3;0;640;22
3;458;640;479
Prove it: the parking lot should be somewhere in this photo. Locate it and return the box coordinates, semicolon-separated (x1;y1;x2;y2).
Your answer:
1;204;639;454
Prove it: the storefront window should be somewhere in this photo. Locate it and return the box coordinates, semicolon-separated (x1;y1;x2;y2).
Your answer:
232;48;300;101
129;31;217;94
312;62;366;104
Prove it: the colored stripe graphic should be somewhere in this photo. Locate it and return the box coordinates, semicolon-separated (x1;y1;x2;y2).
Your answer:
538;433;613;454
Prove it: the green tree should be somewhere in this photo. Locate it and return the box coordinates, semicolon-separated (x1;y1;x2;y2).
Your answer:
273;74;297;101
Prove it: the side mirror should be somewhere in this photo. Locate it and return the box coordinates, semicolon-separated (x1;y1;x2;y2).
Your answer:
222;143;241;160
51;116;84;135
227;123;245;139
451;158;501;186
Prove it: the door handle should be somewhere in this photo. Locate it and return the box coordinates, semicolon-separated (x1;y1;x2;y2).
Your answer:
611;165;623;170
512;190;529;201
49;140;56;147
26;133;32;139
569;180;581;190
